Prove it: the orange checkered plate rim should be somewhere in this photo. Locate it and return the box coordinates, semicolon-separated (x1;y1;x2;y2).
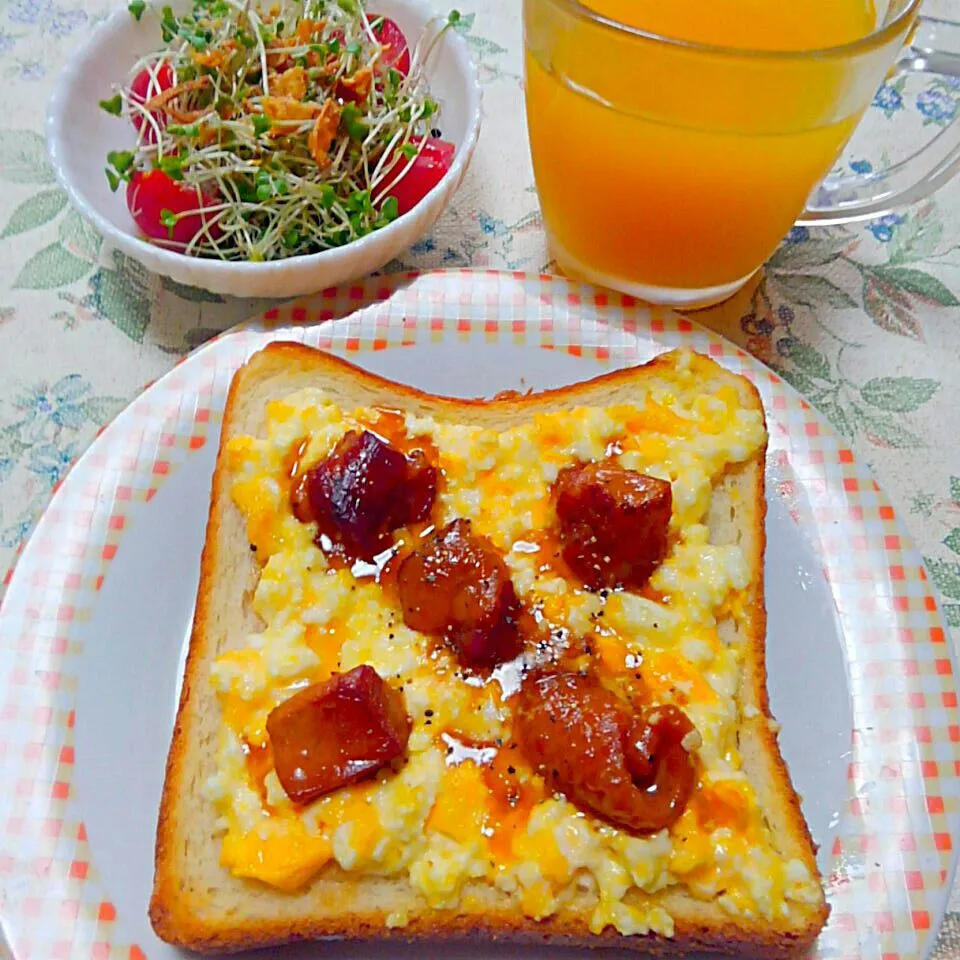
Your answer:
0;269;957;960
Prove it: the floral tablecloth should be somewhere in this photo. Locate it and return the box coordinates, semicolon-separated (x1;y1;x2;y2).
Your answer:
1;0;960;956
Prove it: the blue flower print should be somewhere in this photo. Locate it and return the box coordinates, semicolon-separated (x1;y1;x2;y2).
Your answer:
7;0;42;24
867;213;905;243
785;226;809;244
477;212;508;238
441;247;469;266
27;441;78;489
0;30;16;55
849;159;873;175
741;302;795;340
18;59;45;80
776;337;798;359
14;374;91;441
8;0;87;35
410;236;436;255
916;89;957;126
741;313;774;337
1;511;34;549
0;456;13;484
872;83;903;116
48;6;86;35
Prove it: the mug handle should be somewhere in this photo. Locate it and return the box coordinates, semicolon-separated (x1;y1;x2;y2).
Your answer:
798;14;960;226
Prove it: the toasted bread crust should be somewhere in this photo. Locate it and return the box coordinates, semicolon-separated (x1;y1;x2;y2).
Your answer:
150;342;829;956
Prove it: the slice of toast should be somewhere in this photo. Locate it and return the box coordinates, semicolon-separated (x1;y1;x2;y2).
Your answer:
150;342;829;957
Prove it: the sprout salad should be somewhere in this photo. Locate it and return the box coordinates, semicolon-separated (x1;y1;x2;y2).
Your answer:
99;0;459;261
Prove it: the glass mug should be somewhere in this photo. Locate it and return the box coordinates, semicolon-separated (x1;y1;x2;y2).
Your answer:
523;0;960;308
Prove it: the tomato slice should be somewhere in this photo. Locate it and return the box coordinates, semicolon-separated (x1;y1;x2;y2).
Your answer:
126;169;221;247
378;137;455;217
420;138;455;167
371;15;410;76
130;62;174;143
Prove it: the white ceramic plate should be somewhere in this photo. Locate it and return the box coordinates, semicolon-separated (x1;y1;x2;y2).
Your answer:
45;0;481;298
0;270;958;960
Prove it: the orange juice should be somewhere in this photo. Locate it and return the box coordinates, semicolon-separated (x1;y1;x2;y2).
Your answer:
581;0;875;51
524;0;881;303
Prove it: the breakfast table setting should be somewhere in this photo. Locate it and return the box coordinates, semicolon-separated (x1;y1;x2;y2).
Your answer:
2;0;960;958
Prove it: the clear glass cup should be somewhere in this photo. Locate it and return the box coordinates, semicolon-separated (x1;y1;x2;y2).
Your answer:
523;0;960;308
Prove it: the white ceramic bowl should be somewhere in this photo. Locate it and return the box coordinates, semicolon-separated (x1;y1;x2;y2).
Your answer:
45;0;481;298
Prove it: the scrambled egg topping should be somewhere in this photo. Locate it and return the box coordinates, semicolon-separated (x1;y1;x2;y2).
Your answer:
207;350;821;935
